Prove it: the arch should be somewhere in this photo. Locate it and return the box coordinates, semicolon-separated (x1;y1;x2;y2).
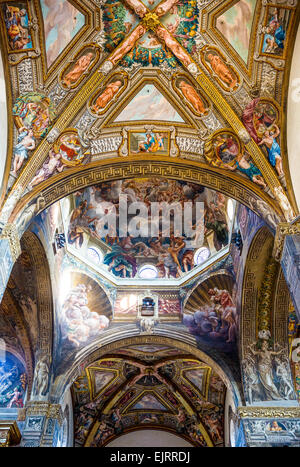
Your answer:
20;231;53;395
102;427;195;448
240;226;274;358
51;334;243;409
10;158;284;227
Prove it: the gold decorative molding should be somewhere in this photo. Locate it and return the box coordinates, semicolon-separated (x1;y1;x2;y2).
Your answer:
257;259;278;332
238;406;300;419
21;232;53;362
0;224;21;262
25;401;63;424
141;12;160;30
11;158;283;225
0;421;21;447
273;222;300;262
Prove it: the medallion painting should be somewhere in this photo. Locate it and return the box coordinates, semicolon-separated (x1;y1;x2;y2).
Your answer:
64;178;234;281
205;129;267;189
40;0;86;67
216;0;257;63
2;1;33;51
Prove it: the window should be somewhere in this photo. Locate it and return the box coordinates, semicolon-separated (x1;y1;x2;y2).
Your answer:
194;247;210;266
138;264;158;279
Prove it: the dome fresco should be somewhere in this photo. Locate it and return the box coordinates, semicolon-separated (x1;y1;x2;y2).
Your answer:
62;178;235;282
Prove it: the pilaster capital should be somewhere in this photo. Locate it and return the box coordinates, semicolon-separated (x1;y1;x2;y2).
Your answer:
0;223;21;262
272;222;300;262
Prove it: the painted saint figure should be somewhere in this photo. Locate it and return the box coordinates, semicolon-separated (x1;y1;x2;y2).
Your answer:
206;53;237;89
249;340;285;400
178;81;207;115
91;81;122;113
62;52;94;87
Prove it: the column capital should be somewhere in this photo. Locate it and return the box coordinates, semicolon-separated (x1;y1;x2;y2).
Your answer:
272;222;300;262
0;223;21;262
25;401;63;424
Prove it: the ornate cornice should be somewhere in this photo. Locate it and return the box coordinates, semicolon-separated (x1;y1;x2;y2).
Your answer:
238;406;300;419
273;222;300;262
0;224;21;262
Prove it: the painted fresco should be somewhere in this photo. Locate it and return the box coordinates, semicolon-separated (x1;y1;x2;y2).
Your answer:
103;0;139;54
28;130;89;190
102;0;197;69
93;370;115;395
59;272;111;350
173;77;209;116
90;77;126;115
72;353;226;447
201;46;240;91
7;251;39;351
60;47;98;89
242;98;283;177
11;92;56;179
65;179;233;280
183;285;237;353
159;0;199;55
128;131;169;155
41;0;85;67
0;352;26;408
216;0;257;63
114;85;184;122
261;6;291;57
204;130;267;189
184;368;205;391
130;393;168;411
158;298;181;315
2;2;33;51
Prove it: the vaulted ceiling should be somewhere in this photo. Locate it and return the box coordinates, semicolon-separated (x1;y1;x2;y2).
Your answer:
0;0;299;230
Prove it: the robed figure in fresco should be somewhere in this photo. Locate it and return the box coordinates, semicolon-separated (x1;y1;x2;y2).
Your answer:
249;340;285;400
